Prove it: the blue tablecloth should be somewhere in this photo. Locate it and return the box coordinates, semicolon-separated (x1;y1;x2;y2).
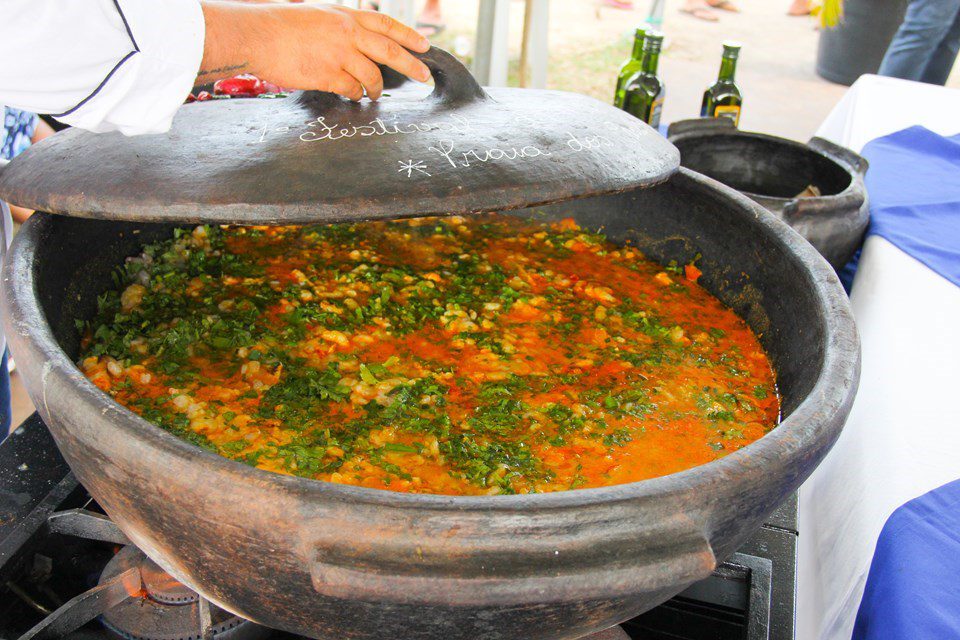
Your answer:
849;126;960;640
853;479;960;639
859;126;960;288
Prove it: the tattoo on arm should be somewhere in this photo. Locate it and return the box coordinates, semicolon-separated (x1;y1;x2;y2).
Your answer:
195;63;250;83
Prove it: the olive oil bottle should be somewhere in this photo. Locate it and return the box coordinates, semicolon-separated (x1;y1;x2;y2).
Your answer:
622;32;666;128
701;42;743;126
613;26;647;108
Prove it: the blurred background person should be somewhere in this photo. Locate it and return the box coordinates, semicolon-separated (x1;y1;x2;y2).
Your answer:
788;0;813;16
681;0;739;22
1;107;54;223
0;105;54;433
878;0;960;85
600;0;636;10
417;0;445;36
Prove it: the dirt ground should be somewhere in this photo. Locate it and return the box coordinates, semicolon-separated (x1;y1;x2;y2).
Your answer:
432;0;960;140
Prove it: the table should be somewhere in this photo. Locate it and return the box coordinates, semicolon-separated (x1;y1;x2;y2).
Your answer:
797;75;960;640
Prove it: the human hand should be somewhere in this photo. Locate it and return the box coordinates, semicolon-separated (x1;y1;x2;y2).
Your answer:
199;2;431;101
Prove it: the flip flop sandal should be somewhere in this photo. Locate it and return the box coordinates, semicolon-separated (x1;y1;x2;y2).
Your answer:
680;6;720;21
416;21;447;37
600;0;636;9
708;0;741;11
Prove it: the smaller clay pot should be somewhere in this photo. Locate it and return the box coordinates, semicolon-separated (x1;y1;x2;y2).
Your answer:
668;118;869;270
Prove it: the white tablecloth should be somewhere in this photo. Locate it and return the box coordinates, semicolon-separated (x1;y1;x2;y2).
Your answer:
797;75;960;640
816;74;960;151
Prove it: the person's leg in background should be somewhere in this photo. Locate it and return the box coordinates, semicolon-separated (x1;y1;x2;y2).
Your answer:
920;5;960;84
788;0;812;16
878;0;960;84
417;0;445;36
0;351;10;437
681;0;718;21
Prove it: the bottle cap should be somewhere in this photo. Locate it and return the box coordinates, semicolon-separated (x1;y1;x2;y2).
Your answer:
644;31;665;49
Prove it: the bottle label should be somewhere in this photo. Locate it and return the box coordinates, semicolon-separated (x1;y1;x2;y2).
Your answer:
649;98;664;128
713;105;741;126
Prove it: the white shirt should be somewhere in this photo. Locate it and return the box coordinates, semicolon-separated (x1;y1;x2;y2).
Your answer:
0;0;203;363
0;0;205;135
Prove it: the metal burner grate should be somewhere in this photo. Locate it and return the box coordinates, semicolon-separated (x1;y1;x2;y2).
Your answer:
7;513;268;640
96;546;268;640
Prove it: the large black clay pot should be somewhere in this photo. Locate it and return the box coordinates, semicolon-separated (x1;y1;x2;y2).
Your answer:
668;118;869;270
2;169;859;640
0;45;860;640
816;0;908;86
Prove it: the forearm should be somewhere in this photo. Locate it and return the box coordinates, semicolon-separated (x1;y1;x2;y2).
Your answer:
196;2;430;99
197;2;263;85
0;0;427;136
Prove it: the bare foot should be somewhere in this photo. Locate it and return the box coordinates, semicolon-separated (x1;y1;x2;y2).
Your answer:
788;0;812;15
681;0;719;21
600;0;636;9
707;0;740;12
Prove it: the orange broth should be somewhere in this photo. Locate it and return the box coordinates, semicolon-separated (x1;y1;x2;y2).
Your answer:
79;215;779;495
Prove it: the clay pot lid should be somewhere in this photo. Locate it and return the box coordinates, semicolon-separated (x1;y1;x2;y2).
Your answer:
0;47;679;225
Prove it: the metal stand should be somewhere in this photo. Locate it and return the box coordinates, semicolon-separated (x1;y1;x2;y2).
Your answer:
474;0;550;88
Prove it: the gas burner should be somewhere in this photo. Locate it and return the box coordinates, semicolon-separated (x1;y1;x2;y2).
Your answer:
97;546;268;640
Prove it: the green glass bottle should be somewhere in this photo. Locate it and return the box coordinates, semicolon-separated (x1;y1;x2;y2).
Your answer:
701;41;743;126
613;26;647;108
622;32;666;128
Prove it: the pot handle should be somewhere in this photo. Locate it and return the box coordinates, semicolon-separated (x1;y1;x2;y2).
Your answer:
299;46;488;108
307;534;715;607
808;136;869;176
781;182;868;237
666;117;737;140
414;46;489;105
784;136;869;225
